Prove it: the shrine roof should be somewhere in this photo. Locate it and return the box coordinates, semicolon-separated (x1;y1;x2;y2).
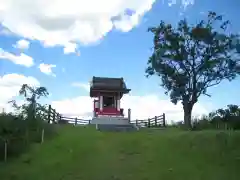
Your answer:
90;76;131;96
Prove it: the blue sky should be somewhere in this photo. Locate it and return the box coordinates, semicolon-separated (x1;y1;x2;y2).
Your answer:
0;0;239;121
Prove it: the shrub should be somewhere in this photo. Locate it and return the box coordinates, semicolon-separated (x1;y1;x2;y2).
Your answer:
0;113;57;161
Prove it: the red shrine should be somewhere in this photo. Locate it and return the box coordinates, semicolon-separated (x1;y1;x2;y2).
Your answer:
90;76;131;117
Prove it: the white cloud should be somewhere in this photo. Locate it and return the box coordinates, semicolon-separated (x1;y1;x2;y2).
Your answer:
51;93;213;124
72;82;89;91
0;73;40;112
13;39;30;50
0;48;34;67
38;63;56;77
0;0;194;53
63;42;78;54
167;0;194;9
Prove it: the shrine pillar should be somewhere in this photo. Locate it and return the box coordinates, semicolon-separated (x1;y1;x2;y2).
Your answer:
99;96;103;111
116;96;120;111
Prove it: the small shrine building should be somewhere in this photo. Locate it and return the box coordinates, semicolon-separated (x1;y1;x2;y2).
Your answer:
90;76;131;117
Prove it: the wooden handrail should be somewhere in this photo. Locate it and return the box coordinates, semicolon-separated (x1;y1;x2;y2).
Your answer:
40;104;166;127
135;113;166;128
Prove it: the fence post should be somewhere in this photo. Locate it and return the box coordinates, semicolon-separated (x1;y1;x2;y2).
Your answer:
88;120;91;124
155;116;157;127
163;113;166;127
59;115;62;124
75;118;78;126
128;108;131;123
52;109;56;123
4;140;7;162
148;118;150;128
136;119;138;126
58;113;61;124
41;129;45;144
55;111;58;123
47;105;51;123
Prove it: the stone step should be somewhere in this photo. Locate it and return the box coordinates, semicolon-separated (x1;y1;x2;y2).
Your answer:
97;124;138;132
91;117;130;125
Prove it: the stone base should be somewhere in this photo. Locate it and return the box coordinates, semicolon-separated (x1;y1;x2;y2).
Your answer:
91;116;130;125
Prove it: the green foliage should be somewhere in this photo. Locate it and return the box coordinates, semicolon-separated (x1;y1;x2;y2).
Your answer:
191;104;240;130
0;112;57;161
146;11;240;127
0;113;27;160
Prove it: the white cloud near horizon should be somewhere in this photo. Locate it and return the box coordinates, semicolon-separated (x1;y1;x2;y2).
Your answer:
0;0;194;53
38;63;56;77
0;73;40;112
51;94;213;123
52;81;213;123
0;48;34;67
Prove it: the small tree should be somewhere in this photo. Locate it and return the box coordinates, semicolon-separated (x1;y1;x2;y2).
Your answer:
9;84;49;121
146;11;240;129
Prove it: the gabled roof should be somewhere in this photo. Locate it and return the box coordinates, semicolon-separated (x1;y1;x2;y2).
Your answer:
91;77;125;89
90;76;131;97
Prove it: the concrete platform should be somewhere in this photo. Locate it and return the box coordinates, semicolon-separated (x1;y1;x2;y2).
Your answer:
91;116;130;125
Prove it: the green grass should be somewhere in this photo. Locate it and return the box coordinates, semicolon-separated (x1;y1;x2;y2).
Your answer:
1;126;240;180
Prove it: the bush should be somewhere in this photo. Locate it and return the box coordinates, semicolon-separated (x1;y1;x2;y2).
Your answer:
190;105;240;131
0;113;27;160
0;113;57;161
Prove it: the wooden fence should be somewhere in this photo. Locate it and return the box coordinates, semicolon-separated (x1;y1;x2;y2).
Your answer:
59;116;90;125
39;105;90;125
38;105;60;124
135;113;166;128
39;105;166;128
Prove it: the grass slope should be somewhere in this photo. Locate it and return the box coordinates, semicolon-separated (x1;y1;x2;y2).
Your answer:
1;126;240;180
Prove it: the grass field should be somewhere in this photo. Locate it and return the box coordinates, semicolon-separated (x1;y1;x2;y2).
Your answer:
0;126;240;180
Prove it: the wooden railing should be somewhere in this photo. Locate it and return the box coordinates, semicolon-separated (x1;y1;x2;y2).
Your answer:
39;105;165;127
38;105;61;124
59;116;90;125
38;105;90;125
135;113;166;128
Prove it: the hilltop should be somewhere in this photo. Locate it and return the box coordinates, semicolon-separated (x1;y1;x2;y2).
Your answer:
1;126;240;180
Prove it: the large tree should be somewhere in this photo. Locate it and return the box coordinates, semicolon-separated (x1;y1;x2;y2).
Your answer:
146;11;240;129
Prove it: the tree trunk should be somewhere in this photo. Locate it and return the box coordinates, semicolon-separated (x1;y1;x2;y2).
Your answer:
183;104;193;130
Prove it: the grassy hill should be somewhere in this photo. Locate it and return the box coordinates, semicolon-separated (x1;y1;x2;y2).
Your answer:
1;126;240;180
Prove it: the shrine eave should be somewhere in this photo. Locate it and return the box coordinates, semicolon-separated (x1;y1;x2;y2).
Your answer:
90;88;131;97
